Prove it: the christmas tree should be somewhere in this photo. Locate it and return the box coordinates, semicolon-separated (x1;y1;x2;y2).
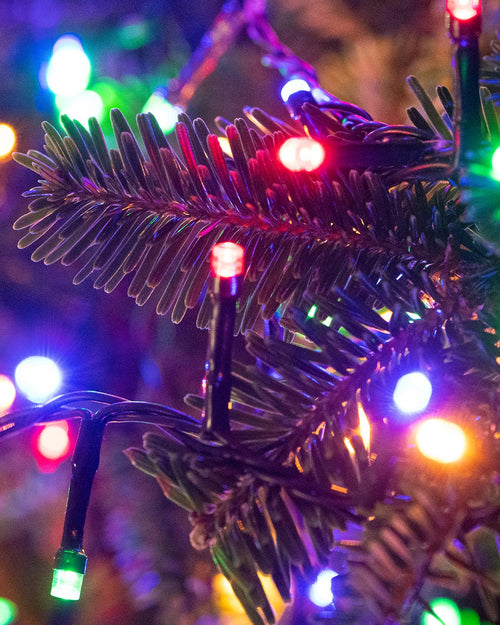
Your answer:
4;1;500;624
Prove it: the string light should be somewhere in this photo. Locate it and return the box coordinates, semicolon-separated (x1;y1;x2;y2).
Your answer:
0;124;16;158
14;356;62;403
45;35;91;97
203;242;244;437
278;137;326;172
415;418;466;464
0;375;16;412
446;0;482;166
393;372;433;415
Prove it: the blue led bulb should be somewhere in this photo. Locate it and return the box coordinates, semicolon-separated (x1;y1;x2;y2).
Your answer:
393;372;432;415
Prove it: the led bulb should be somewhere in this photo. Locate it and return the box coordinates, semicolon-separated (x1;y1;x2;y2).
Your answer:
446;0;481;21
211;242;244;278
36;422;70;461
280;78;311;103
51;569;84;600
51;549;87;601
416;418;466;464
393;372;432;415
278;137;326;172
15;356;62;403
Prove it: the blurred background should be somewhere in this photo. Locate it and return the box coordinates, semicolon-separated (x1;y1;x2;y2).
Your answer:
0;1;499;624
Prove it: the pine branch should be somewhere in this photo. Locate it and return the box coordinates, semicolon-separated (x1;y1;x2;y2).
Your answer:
13;57;500;625
13;95;467;330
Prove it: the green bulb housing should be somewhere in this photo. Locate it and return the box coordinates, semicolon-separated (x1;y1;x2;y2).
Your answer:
51;569;85;600
50;548;87;601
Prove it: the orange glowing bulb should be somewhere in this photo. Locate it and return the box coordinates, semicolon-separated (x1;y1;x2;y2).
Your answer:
415;418;466;464
0;124;16;158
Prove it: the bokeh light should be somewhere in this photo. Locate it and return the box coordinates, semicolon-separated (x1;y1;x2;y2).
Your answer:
460;608;481;625
142;92;181;134
393;372;433;415
308;569;338;607
14;356;62;403
421;597;460;625
118;16;152;50
278;137;326;172
0;375;16;412
56;90;104;124
416;418;466;464
0;598;17;625
0;124;16;158
491;145;500;181
45;35;91;96
35;422;70;461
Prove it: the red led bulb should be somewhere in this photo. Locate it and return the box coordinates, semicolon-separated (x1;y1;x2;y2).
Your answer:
446;0;481;21
32;421;71;472
278;137;326;172
211;242;244;278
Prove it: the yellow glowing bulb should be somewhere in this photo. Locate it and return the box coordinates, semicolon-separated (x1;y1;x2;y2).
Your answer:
0;124;16;158
415;418;466;464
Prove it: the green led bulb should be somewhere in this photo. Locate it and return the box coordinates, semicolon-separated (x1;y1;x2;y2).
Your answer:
50;548;87;601
51;568;84;600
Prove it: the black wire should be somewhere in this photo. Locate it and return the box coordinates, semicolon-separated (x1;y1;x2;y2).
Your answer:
0;391;201;439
